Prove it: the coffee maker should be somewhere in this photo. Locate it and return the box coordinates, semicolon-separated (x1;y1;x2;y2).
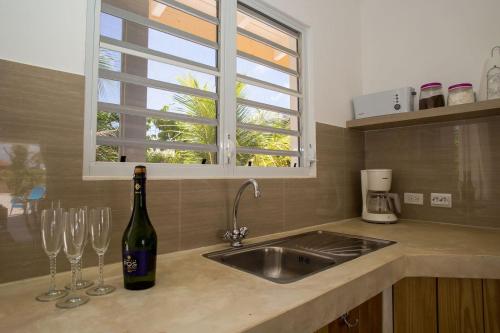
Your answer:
361;169;401;224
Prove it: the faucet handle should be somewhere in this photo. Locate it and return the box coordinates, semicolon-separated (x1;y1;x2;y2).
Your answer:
239;226;248;238
222;227;248;247
222;228;246;240
222;229;233;242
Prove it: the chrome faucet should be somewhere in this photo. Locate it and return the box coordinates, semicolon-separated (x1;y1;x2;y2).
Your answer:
223;179;261;247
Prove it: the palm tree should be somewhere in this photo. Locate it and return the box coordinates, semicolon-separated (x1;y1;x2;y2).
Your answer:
147;76;293;167
146;76;218;164
95;54;295;166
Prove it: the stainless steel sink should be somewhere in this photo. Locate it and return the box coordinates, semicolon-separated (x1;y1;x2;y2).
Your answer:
204;230;395;283
217;246;337;283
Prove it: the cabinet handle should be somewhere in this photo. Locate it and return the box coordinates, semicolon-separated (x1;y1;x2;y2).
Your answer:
341;312;359;328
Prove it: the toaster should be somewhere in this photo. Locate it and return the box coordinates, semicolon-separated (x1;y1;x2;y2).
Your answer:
353;87;416;119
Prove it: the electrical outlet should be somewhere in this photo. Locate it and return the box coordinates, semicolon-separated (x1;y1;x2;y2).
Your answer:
404;193;424;205
430;193;452;208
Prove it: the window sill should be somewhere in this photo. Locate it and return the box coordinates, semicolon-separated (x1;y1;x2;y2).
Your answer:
82;162;317;180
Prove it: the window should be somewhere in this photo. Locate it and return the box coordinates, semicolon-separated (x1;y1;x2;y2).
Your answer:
84;0;315;179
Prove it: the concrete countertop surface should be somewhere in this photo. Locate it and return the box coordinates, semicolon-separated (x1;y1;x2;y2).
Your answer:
1;218;500;333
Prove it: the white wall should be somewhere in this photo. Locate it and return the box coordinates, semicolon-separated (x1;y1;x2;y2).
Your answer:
261;0;362;127
0;0;361;127
3;0;496;126
0;0;87;75
360;0;500;96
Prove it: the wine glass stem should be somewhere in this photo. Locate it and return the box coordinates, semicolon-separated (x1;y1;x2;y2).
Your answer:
71;261;78;293
98;254;104;287
77;257;82;281
49;255;57;292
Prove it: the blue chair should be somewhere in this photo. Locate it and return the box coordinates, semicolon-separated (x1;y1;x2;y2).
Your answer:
9;186;46;216
10;196;27;215
27;186;46;214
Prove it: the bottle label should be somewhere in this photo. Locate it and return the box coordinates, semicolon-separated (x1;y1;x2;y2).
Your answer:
134;183;141;194
123;250;152;276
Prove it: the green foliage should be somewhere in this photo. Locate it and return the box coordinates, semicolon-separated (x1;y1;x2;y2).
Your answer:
235;84;292;167
145;77;217;165
96;69;294;167
96;111;119;162
0;145;45;197
96;145;119;162
97;111;119;135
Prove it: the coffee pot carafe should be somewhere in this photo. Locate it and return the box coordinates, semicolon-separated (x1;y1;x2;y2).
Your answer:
361;169;401;224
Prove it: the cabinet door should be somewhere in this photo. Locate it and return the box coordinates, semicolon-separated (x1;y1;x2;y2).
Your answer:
393;277;437;333
328;293;382;333
483;279;500;333
328;308;359;333
438;278;484;333
357;293;382;333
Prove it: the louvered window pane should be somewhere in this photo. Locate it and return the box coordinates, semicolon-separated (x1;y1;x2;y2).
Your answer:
237;57;297;90
175;0;218;17
236;153;299;168
237;9;297;52
236;3;302;168
96;0;220;164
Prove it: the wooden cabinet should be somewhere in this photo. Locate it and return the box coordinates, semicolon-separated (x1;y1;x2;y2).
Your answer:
393;277;437;333
314;293;382;333
483;279;500;333
394;277;500;333
356;292;383;333
316;278;499;333
438;278;484;333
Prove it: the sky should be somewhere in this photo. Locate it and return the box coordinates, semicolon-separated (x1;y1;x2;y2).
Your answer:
98;13;295;114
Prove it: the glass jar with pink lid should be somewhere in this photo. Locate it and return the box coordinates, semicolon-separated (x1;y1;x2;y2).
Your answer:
447;83;475;106
419;82;445;110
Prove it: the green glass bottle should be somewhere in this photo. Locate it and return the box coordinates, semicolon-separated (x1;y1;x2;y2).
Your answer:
122;165;157;290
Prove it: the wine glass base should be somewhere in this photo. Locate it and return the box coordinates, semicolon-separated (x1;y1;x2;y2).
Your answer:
35;289;68;302
66;280;94;290
55;294;90;309
86;285;115;296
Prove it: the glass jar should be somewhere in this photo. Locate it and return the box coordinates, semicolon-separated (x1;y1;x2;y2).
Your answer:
479;46;500;101
487;66;500;100
448;83;475;106
419;82;445;110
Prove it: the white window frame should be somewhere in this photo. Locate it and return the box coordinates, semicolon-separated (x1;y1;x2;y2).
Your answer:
83;0;316;180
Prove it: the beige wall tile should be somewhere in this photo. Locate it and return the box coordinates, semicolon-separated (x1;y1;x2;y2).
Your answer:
179;180;229;250
2;56;500;286
0;59;363;283
284;124;348;230
344;129;365;218
365;117;500;228
226;179;284;238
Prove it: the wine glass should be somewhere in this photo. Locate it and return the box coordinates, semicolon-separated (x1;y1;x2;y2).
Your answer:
86;207;115;296
56;208;90;308
65;207;93;290
35;209;68;302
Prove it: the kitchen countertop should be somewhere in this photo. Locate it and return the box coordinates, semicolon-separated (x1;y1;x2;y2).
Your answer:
1;218;500;333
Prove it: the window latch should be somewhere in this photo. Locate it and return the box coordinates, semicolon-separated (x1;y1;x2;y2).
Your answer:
225;134;235;164
307;145;318;166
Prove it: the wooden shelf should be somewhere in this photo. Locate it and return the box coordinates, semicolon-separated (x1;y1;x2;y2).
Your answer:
347;98;500;130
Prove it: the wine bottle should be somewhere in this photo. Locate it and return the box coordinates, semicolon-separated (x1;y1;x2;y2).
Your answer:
122;165;157;290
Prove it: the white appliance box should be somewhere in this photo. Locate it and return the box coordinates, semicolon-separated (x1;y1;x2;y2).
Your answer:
353;87;416;119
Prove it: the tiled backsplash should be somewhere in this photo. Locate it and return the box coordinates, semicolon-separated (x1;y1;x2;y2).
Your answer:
8;56;497;285
0;60;364;283
365;117;500;228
